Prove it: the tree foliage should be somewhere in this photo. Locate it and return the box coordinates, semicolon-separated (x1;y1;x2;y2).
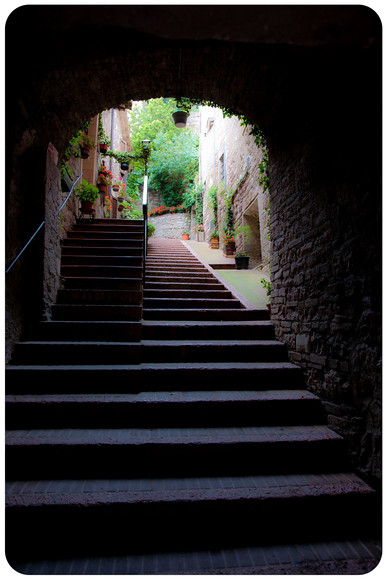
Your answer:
129;99;199;207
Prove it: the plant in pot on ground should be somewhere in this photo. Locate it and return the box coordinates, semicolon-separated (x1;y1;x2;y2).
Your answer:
235;252;250;270
74;179;100;211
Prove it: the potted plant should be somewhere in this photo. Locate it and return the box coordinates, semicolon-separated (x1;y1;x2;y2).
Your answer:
181;231;190;240
74;179;100;211
98;117;111;154
260;277;271;313
147;222;156;238
194;224;204;242
222;232;236;256
60;162;74;193
78;133;95;159
209;229;219;249
235;252;250;269
172;97;192;128
97;165;113;194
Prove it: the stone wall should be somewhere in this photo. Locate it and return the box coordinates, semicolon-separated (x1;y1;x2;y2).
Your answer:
269;138;382;487
149;212;191;239
199;107;270;269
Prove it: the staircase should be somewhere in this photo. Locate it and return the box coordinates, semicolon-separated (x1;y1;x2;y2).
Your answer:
5;222;380;574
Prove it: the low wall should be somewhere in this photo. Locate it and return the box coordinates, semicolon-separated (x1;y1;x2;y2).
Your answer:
149;212;191;239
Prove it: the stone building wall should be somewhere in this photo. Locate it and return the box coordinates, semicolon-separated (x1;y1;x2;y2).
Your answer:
199;106;270;269
269;140;382;487
149;212;191;239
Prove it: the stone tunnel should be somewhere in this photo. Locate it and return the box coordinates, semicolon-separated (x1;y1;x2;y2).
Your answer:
5;5;382;487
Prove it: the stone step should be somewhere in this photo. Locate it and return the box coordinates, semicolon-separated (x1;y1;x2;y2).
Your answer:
5;390;325;429
146;258;202;264
8;539;382;576
141;319;273;339
144;289;233;299
144;281;224;290
62;277;142;290
67;230;143;240
10;339;288;365
145;265;208;273
5;362;303;394
31;320;142;342
144;272;215;282
62;246;143;256
80;219;144;226
56;289;142;305
143;308;268;320
5;473;377;561
73;222;144;233
51;304;142;321
10;341;142;365
5;425;347;480
62;237;144;248
143;298;242;309
141;339;288;362
61;255;143;266
61;265;143;278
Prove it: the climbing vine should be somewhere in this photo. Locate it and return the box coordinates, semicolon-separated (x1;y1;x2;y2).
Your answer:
180;97;270;195
208;185;219;233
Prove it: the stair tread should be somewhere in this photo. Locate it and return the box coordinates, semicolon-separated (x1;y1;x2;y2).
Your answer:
5;389;318;404
8;539;382;576
6;424;341;446
7;361;300;371
6;472;373;507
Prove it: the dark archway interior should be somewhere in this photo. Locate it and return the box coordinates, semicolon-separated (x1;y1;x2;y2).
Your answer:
5;5;382;485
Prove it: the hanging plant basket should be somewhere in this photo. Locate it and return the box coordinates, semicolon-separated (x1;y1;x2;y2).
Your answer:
172;110;189;128
120;162;129;171
98;185;108;194
99;143;109;154
80;146;90;159
112;186;119;192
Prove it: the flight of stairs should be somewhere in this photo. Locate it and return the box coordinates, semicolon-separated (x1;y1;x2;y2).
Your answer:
5;222;380;574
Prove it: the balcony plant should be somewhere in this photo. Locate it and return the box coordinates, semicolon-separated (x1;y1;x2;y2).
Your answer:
78;133;95;159
74;179;100;211
182;230;190;240
97;166;113;193
98;116;111;154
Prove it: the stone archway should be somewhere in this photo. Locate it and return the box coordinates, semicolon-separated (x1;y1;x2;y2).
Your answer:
5;5;382;484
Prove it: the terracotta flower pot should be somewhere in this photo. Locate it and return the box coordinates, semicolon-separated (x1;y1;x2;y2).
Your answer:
80;200;94;212
182;234;189;240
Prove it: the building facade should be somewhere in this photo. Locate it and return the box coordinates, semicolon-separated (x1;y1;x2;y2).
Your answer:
199;106;270;270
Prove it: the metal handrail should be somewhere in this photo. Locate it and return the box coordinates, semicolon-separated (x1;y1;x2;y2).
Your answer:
6;173;83;274
142;174;148;282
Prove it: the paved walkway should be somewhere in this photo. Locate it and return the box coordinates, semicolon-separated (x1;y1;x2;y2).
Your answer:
185;240;270;309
